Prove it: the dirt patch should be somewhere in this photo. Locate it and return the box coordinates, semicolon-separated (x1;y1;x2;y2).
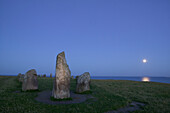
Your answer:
105;101;145;113
35;90;95;105
13;90;21;93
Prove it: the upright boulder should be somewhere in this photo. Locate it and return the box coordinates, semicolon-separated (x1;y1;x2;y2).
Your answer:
18;73;24;82
22;69;38;91
76;75;79;80
18;73;22;77
76;72;90;93
43;74;46;77
52;51;71;99
50;73;52;78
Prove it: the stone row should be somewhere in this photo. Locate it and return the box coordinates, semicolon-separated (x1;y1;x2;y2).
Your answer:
18;51;91;99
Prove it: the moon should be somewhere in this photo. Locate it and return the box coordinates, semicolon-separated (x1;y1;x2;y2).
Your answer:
143;59;147;63
142;77;150;82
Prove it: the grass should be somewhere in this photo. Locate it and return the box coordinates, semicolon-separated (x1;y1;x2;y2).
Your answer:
75;90;92;94
0;76;169;113
21;89;40;92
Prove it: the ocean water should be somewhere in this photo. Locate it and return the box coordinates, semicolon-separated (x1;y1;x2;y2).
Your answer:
91;76;170;84
1;75;170;84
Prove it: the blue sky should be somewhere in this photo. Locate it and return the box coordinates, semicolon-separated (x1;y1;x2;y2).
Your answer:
0;0;170;76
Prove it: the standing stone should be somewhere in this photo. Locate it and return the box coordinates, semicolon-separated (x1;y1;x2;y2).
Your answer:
22;69;38;91
76;75;79;80
75;75;79;85
18;73;22;82
76;72;90;93
50;73;52;78
18;73;25;82
76;75;79;81
52;51;71;99
43;74;46;77
18;73;21;77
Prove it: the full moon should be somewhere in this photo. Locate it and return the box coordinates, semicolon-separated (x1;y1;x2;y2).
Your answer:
143;59;147;63
142;77;150;82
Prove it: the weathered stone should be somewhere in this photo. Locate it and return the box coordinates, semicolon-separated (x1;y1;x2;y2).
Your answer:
22;69;38;91
18;73;24;82
18;73;21;77
18;73;22;81
52;51;71;99
50;73;52;78
75;75;79;84
76;72;90;93
76;75;79;80
43;74;46;77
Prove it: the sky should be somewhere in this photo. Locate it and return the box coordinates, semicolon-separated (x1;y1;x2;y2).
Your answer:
0;0;170;77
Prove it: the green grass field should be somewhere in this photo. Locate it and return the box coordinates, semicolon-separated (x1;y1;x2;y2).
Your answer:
0;76;170;113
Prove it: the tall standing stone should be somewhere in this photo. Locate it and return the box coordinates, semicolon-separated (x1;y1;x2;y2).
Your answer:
52;52;71;99
22;69;38;91
76;72;90;93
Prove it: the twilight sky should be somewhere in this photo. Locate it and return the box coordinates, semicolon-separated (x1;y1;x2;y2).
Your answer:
0;0;170;76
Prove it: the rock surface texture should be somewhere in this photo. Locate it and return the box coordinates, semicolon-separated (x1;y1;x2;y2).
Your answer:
52;52;71;99
76;72;90;93
43;74;46;77
18;73;22;77
18;73;24;82
22;69;38;91
50;73;52;78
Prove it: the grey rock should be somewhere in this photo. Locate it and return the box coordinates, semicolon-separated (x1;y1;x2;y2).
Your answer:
22;69;38;91
52;51;71;99
76;75;79;80
18;73;21;77
18;73;24;82
76;72;90;93
43;74;46;77
50;73;52;77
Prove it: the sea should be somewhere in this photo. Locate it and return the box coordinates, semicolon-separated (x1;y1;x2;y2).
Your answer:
1;75;170;84
90;76;170;84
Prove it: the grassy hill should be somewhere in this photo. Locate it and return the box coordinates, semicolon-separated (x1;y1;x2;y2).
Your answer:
0;76;170;113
